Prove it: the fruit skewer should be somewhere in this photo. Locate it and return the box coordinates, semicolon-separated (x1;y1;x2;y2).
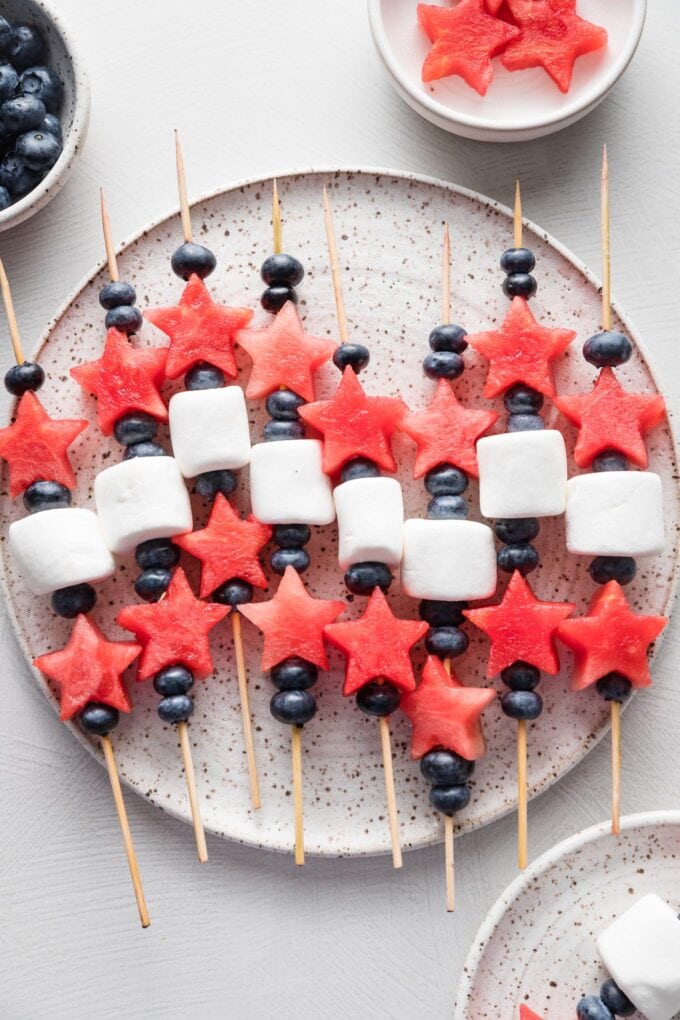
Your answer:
0;262;150;927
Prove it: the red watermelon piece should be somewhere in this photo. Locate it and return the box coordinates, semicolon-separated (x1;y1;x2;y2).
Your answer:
519;1008;544;1020
417;0;520;93
0;391;88;497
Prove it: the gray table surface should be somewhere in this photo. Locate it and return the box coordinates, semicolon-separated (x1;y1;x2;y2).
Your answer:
1;2;679;1018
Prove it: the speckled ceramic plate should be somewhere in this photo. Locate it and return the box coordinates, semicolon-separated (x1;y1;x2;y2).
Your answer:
455;811;680;1018
0;169;677;857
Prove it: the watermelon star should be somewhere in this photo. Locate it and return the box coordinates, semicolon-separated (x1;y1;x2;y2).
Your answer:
173;494;272;598
401;656;496;761
519;1008;544;1020
34;615;139;721
298;367;408;476
556;581;666;692
466;297;576;399
324;587;428;697
236;301;336;402
554;367;666;469
399;379;498;479
417;0;520;93
70;327;168;436
0;391;88;497
145;274;253;380
117;568;229;681
464;571;575;677
239;566;345;671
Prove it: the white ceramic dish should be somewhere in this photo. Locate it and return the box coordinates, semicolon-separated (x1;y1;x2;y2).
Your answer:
0;168;677;857
456;811;680;1018
368;0;647;142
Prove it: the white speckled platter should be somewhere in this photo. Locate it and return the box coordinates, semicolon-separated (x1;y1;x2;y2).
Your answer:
0;169;677;857
455;811;680;1018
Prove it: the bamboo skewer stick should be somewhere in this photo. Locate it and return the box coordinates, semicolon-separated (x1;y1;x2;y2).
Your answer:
101;735;150;927
444;815;455;912
100;190;119;283
291;725;305;865
231;612;261;811
514;180;523;249
0;258;24;364
174;130;193;245
441;222;451;325
178;720;208;863
611;700;622;836
272;179;283;257
322;186;349;344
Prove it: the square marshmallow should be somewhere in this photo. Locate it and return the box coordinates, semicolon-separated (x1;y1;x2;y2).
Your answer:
95;456;193;554
8;508;116;596
478;430;567;519
249;440;335;525
566;471;664;557
597;894;680;1020
401;519;497;601
169;386;251;477
334;477;403;569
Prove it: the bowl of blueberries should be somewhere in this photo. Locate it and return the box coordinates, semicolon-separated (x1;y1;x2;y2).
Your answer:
0;0;89;230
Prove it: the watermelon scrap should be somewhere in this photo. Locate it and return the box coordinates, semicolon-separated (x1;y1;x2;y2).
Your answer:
0;391;88;497
417;0;520;93
519;1008;544;1020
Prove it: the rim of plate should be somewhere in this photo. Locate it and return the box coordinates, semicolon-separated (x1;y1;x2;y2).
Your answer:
2;166;677;856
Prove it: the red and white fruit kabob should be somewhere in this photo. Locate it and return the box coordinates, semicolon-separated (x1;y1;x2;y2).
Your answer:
0;262;150;927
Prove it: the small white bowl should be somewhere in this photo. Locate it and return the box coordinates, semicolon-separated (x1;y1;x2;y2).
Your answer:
368;0;646;142
0;0;90;231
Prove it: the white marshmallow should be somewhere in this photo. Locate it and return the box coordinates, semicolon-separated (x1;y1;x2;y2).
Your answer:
169;386;251;478
334;477;403;569
249;440;335;525
477;430;568;519
401;519;497;601
566;471;665;557
597;894;680;1020
94;456;192;554
8;508;116;596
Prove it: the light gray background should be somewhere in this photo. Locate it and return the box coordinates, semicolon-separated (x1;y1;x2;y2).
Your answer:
1;2;678;1018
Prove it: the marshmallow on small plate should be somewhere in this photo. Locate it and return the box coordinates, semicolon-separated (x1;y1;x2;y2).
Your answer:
249;440;335;525
477;430;568;519
95;456;192;554
169;386;251;478
566;471;664;557
334;477;403;569
597;893;680;1020
401;519;497;601
8;507;116;596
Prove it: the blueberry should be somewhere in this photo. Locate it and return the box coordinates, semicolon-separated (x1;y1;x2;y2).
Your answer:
79;702;119;736
273;524;310;548
266;388;304;420
497;543;540;575
261;253;304;287
264;419;305;441
428;323;468;353
502;273;537;299
171;242;216;281
507;413;544;432
418;600;467;627
600;979;635;1017
0;152;39;197
134;567;172;602
271;548;310;575
211;578;253;606
420;749;474;786
0;63;17;102
429;784;471;816
333;343;370;373
135;538;180;571
576;997;613;1020
494;518;539;544
593;449;629;472
0;185;10;210
270;689;317;725
344;561;392;595
7;25;46;71
18;126;62;171
123;441;166;460
195;469;237;499
271;657;318;692
340;457;380;482
153;665;194;697
588;556;636;586
425;626;469;659
583;331;632;368
503;383;544;415
500;248;536;274
113;412;158;447
51;583;96;618
23;479;71;513
596;672;632;703
422;350;464;381
424;464;468;496
261;285;297;313
501;661;540;691
157;694;194;723
355;679;400;717
5;360;44;395
1;95;46;133
104;304;142;334
39;112;62;141
185;361;225;390
427;494;468;520
501;690;543;720
0;18;12;53
99;281;136;310
18;66;63;113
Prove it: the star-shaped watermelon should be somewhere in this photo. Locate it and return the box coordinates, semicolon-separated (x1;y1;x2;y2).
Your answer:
116;568;229;681
401;656;496;761
71;327;168;436
519;1008;544;1020
464;571;575;677
398;380;498;479
145;274;253;380
236;301;336;402
554;367;665;469
417;0;520;93
502;0;608;93
298;367;408;476
239;566;345;671
0;392;88;497
557;581;666;692
34;615;139;721
324;587;428;697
